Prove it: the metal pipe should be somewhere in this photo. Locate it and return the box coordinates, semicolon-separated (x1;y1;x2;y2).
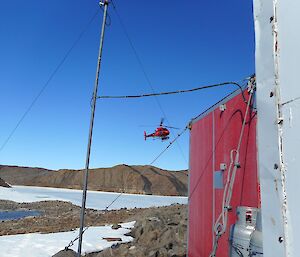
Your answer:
77;1;109;256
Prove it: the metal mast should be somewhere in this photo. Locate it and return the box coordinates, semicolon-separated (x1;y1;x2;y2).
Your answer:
77;1;109;256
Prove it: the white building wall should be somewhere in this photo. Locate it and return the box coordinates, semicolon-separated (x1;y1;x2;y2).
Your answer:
276;1;300;256
254;0;300;256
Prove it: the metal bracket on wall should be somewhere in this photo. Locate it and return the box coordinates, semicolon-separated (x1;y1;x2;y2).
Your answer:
219;104;226;112
220;163;227;171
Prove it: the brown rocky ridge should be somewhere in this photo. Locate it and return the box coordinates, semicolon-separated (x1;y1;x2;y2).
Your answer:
0;164;188;196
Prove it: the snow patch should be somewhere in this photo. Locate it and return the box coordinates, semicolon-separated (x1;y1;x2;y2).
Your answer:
0;221;135;257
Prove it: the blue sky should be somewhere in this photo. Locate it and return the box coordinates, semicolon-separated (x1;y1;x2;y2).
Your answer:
0;0;255;171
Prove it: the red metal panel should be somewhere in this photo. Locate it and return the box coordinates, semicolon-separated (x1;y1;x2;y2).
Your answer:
188;114;213;257
213;92;258;256
188;91;258;257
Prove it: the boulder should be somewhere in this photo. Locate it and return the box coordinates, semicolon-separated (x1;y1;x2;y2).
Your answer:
52;249;77;257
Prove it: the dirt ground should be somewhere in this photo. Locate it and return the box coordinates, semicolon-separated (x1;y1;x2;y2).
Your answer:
0;200;187;256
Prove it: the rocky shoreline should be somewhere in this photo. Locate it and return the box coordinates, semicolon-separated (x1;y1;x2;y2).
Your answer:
0;200;187;256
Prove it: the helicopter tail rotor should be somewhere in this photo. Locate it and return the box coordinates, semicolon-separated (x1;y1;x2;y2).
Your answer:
144;131;147;141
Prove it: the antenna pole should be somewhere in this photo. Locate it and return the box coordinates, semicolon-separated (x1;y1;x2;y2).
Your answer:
77;1;109;256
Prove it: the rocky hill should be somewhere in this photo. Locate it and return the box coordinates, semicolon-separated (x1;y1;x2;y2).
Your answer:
0;164;188;196
0;177;10;188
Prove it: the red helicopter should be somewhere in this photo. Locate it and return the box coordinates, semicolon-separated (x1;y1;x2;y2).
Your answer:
144;118;178;141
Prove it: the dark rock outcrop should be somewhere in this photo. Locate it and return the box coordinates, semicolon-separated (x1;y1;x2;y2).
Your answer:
86;205;187;257
0;177;10;188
